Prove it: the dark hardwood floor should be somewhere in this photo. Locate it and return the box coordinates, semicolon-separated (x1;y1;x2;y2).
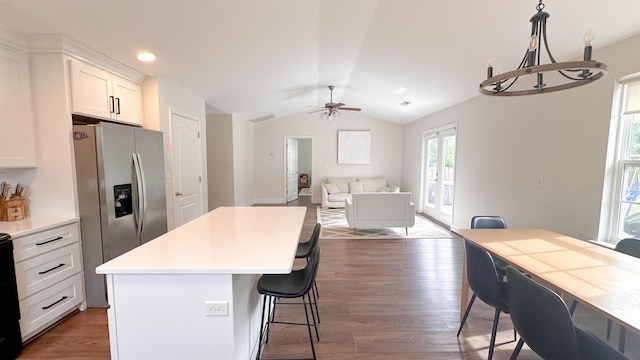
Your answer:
17;197;639;359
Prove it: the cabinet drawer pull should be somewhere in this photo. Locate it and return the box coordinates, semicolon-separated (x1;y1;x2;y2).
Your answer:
35;236;64;246
109;96;115;113
39;263;66;274
42;296;68;310
115;97;121;114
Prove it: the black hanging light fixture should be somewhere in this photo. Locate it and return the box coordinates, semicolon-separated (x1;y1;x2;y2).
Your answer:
480;0;607;96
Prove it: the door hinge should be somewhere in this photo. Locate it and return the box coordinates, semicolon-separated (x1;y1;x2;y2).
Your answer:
199;176;202;183
198;131;200;138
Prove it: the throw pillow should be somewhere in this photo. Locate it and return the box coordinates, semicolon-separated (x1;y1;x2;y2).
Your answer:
349;181;363;194
377;186;391;192
324;183;340;194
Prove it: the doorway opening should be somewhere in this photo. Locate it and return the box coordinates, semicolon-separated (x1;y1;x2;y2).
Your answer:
284;136;313;203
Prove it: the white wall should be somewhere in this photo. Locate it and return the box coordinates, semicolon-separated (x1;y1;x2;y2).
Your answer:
143;76;208;228
253;111;403;204
206;114;235;210
402;33;640;241
232;116;255;206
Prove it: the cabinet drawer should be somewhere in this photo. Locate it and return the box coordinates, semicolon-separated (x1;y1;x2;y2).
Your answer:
19;273;83;340
15;243;82;300
13;222;79;262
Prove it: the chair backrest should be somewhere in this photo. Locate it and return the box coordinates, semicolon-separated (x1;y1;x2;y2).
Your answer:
308;223;321;249
303;246;321;293
471;215;507;229
464;239;507;310
507;266;580;360
615;238;640;258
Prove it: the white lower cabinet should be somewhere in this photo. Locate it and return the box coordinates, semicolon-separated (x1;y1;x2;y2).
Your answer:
18;273;83;338
12;221;84;341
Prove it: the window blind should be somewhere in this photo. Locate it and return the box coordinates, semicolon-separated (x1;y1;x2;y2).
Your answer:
624;81;640;115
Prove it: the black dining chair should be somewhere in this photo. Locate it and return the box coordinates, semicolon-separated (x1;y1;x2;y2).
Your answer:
568;237;640;353
256;246;321;360
457;238;512;360
506;266;629;360
470;215;509;277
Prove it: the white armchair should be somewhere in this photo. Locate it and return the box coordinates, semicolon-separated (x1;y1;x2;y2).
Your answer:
345;192;415;235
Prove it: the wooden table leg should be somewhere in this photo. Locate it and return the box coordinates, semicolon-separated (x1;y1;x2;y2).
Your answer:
460;250;469;321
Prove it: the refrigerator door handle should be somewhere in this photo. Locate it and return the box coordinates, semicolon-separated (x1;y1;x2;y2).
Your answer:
136;152;148;234
132;153;145;236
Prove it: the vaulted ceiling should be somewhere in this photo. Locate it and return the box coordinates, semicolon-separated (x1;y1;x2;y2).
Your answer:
2;0;640;124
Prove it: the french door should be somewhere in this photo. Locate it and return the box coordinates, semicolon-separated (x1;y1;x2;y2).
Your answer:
422;125;457;225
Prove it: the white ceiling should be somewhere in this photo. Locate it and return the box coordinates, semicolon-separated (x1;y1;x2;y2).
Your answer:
1;0;640;124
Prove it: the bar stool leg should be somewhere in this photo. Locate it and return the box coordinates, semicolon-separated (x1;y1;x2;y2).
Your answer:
310;286;320;323
302;293;317;359
257;296;268;360
266;296;276;343
307;292;319;341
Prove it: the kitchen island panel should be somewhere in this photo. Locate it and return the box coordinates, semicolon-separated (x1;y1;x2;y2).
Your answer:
106;273;261;360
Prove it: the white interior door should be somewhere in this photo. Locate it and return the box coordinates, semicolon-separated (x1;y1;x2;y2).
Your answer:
171;112;203;226
421;125;457;225
286;138;299;202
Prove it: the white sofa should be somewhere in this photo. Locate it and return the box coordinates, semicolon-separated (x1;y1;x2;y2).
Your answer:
321;177;399;208
345;192;415;234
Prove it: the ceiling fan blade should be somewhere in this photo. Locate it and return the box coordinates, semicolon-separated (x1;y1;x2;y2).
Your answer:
337;107;361;111
308;108;327;114
334;103;345;108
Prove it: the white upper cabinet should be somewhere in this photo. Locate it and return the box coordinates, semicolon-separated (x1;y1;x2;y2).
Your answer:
0;44;37;168
70;59;142;126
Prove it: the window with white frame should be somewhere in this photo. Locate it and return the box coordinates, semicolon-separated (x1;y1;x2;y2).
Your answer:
610;77;640;241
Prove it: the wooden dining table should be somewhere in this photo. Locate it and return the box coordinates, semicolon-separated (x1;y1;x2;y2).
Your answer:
454;228;640;336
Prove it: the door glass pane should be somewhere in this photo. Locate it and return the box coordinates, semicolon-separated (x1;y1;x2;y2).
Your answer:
620;165;640;238
440;134;456;216
426;138;438;208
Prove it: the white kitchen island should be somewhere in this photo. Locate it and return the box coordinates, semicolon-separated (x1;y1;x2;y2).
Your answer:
96;206;307;360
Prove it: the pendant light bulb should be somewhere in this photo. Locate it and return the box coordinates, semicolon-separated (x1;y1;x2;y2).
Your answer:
584;29;594;46
529;34;538;51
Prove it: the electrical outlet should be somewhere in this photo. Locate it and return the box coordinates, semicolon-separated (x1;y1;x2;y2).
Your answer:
204;301;229;316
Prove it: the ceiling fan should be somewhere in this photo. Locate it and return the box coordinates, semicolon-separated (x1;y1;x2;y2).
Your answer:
308;86;362;119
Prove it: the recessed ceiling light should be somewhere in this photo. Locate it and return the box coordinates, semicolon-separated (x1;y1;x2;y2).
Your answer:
137;51;156;62
395;87;408;95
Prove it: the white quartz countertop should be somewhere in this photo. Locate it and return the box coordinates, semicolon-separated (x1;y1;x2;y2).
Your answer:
0;217;78;238
96;206;307;275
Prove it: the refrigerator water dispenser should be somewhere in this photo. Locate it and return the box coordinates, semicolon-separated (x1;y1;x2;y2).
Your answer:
114;184;132;218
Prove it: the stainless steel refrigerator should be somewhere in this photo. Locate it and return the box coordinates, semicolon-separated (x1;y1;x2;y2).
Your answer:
73;122;168;307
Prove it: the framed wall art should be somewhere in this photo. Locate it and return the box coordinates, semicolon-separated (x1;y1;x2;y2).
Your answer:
338;130;371;164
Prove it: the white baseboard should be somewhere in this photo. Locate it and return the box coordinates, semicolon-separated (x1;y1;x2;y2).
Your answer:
252;198;286;204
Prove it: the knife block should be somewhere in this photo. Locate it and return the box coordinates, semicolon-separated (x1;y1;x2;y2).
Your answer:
0;196;26;221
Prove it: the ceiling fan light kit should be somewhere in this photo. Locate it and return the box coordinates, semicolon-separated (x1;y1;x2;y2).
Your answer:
480;0;607;96
309;85;361;124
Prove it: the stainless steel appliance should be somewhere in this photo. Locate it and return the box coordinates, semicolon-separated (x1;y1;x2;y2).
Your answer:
74;122;167;307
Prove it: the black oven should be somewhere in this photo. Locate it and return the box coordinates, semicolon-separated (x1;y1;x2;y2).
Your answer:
0;233;22;360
